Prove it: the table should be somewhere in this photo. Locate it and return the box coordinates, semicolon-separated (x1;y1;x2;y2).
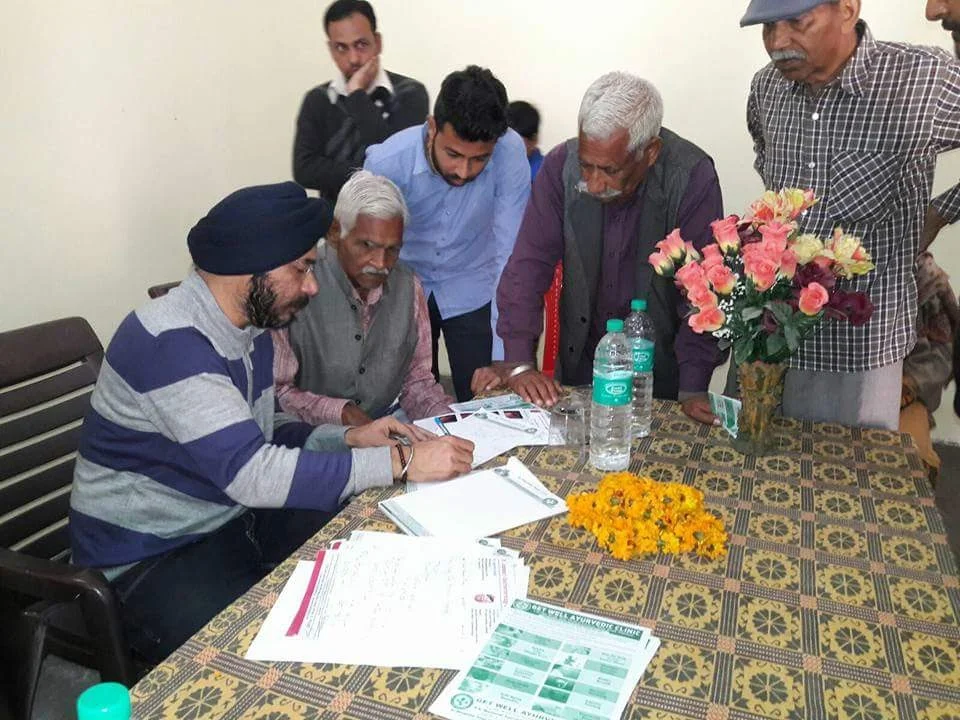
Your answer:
131;401;960;719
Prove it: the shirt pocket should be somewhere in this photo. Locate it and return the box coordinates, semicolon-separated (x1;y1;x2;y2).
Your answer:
827;150;902;225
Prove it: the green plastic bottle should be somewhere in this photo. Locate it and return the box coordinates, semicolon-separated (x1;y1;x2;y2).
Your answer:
76;682;131;720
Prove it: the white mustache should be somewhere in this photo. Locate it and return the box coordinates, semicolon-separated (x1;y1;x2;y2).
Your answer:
362;266;389;276
770;49;807;63
575;180;622;200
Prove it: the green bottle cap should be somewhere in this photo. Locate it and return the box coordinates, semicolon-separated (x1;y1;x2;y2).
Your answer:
607;319;624;333
631;298;647;311
77;683;131;720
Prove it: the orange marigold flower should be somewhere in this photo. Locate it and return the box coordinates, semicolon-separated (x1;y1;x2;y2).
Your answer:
565;472;727;560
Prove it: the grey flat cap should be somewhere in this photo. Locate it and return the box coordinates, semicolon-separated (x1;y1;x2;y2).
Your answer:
740;0;835;27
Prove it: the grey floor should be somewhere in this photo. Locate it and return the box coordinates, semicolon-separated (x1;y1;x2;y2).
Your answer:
31;656;99;720
26;436;960;720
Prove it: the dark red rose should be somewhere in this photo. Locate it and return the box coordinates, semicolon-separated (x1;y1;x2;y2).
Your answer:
794;263;836;291
761;309;779;333
826;290;874;326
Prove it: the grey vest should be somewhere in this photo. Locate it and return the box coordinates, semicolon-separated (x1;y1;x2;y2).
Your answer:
559;128;711;399
288;244;418;418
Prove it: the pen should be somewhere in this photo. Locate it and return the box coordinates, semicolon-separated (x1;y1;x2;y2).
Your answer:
475;411;538;434
434;417;451;436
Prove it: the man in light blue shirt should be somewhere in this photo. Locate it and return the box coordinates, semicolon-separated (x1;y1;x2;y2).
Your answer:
365;65;530;400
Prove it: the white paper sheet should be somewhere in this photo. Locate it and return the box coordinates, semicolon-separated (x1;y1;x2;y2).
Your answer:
246;540;530;668
381;458;566;539
347;531;521;558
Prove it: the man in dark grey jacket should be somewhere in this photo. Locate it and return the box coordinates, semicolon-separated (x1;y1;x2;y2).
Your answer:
293;0;428;200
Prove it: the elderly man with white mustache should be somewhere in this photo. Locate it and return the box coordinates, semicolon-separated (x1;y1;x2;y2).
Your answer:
488;71;727;425
273;170;454;426
741;0;960;429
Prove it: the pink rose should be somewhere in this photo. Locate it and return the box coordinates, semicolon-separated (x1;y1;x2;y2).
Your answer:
744;254;779;292
780;249;797;280
711;215;741;254
741;238;781;265
656;229;686;261
688;304;726;334
648;250;674;276
706;264;737;295
674;261;706;292
700;244;724;271
798;282;829;316
683;241;701;262
759;221;791;257
687;282;718;310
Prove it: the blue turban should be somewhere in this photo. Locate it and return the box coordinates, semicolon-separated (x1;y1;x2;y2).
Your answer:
188;182;332;276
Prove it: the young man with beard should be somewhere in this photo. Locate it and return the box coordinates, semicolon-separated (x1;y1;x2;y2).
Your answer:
293;0;429;200
741;0;960;429
69;182;472;664
364;66;530;401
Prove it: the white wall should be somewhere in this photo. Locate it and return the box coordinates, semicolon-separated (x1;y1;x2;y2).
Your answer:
2;1;958;435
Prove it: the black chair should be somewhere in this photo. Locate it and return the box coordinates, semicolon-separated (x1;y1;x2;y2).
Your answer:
0;318;136;720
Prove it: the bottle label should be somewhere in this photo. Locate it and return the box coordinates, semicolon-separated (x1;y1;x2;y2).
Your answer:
632;339;655;373
593;370;633;406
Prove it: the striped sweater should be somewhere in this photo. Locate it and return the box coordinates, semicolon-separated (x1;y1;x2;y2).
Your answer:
70;271;392;570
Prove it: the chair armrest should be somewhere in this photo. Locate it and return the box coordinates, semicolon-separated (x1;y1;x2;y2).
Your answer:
0;549;136;683
0;548;109;604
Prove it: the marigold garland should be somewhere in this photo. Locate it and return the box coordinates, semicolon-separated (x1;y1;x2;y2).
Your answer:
566;472;728;561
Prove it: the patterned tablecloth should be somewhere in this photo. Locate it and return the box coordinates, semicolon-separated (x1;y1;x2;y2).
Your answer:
131;401;960;720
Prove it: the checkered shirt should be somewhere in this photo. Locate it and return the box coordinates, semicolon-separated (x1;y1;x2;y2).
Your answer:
748;21;960;373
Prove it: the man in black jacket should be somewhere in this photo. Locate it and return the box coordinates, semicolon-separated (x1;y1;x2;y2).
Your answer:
293;0;429;200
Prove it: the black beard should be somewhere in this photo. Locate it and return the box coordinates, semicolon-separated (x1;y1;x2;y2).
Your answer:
428;136;471;186
244;274;287;329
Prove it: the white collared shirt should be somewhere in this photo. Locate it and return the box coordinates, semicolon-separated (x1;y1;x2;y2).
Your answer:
327;65;394;105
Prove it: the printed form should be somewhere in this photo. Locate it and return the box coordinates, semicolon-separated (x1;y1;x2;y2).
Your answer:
432;599;660;720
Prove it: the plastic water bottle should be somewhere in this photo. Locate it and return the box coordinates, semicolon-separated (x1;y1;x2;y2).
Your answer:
589;319;633;470
624;298;655;438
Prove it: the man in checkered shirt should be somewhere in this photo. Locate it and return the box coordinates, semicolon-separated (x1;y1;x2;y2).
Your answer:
741;0;960;430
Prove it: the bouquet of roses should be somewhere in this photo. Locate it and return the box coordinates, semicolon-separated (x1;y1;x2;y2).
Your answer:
648;189;876;365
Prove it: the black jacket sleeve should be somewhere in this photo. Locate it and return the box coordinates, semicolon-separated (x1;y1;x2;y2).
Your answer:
293;87;353;198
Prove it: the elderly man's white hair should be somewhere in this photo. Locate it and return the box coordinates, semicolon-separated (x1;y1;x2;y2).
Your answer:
578;72;664;153
334;170;410;237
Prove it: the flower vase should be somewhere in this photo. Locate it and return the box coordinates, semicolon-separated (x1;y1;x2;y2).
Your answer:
732;361;787;456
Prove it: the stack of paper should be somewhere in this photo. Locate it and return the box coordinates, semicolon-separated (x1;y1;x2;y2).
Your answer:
431;599;661;720
246;532;531;669
383;457;567;537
